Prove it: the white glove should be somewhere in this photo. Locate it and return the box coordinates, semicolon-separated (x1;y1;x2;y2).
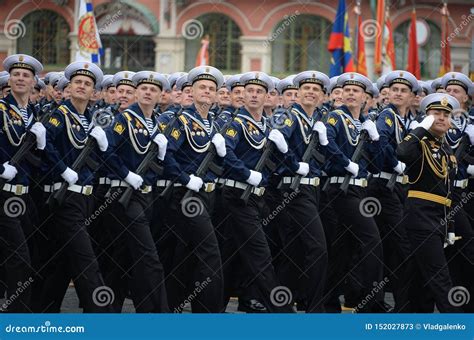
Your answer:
211;133;226;157
246;170;262;187
124;171;143;190
467;164;474;176
296;162;309;176
0;161;18;181
153;133;168;161
446;232;456;246
313;121;328;146
268;129;288;154
419;115;435;131
186;174;203;192
90;126;108;152
393;161;406;175
361;120;380;141
465;125;474;146
409;121;420;130
30;122;46;150
344;161;359;178
61;167;78;186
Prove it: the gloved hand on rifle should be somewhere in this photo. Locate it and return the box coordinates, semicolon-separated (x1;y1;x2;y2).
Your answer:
0;161;18;181
153;133;168;160
30;122;46;150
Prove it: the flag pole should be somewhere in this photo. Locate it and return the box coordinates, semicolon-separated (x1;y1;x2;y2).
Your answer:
354;0;361;72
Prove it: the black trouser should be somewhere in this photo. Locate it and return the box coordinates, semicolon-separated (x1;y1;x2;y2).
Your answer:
0;191;33;312
149;186;177;279
38;191;111;313
165;187;223;313
213;185;262;309
367;179;413;312
405;198;461;313
30;189;57;312
444;187;474;312
103;187;169;313
221;186;294;313
264;184;328;312
324;184;384;313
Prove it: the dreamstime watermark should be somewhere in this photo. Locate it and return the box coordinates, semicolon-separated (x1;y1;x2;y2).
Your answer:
173;277;212;313
440;191;474;226
262;189;299;226
270;286;293;307
3;196;26;218
182;19;204;40
353;277;389;313
92;286;115;307
441;13;473;48
448;286;470;307
84;189;121;226
359;197;381;218
4;19;26;40
0;277;34;311
98;10;122;35
181;196;204;217
263;11;300;48
360;19;382;40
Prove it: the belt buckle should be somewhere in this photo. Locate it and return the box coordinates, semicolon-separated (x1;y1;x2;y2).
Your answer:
141;186;151;194
361;178;368;187
84;186;93;196
205;183;213;192
401;175;409;185
314;178;320;186
15;185;23;195
462;180;467;189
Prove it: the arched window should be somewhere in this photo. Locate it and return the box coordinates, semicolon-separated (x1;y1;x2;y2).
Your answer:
271;15;331;76
17;10;70;68
394;20;441;79
95;2;157;73
185;13;242;72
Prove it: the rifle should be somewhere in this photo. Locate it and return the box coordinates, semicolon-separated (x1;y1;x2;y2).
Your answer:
47;108;114;208
179;108;239;204
0;102;58;188
339;102;369;194
120;108;184;207
278;103;331;191
239;109;293;204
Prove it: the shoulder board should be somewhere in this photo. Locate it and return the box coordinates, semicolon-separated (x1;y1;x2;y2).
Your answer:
0;100;7;112
123;112;132;121
58;105;69;114
179;115;188;125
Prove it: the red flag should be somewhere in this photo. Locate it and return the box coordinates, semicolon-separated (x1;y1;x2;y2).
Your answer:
385;14;396;71
195;35;209;67
406;9;420;78
439;4;451;76
374;0;385;76
356;14;368;76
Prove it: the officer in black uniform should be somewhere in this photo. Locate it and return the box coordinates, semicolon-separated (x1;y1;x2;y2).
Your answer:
221;71;294;313
323;72;383;313
160;66;225;313
103;71;170;313
397;93;462;313
265;70;330;312
40;61;111;313
440;72;474;312
0;54;46;312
